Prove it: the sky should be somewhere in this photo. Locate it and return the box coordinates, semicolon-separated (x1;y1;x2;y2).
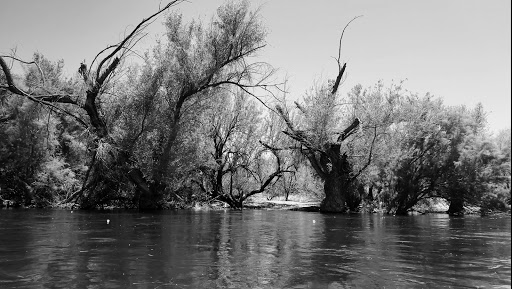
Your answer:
1;0;510;133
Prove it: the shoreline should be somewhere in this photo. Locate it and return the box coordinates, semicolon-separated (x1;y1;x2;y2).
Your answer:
2;199;510;216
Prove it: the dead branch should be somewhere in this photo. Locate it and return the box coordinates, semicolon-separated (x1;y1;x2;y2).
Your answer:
337;117;360;142
331;15;362;95
244;169;292;199
94;1;184;81
336;15;363;69
276;105;295;131
0;57;25;96
294;101;307;114
0;54;46;86
331;62;346;95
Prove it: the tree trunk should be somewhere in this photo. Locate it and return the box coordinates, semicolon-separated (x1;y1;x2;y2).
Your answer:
277;105;361;213
73;148;162;209
395;207;410;216
128;167;163;210
447;198;464;216
321;174;347;213
319;144;352;213
346;183;364;212
391;195;415;215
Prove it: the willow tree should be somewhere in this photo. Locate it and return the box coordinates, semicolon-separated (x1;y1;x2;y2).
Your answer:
277;105;362;213
2;1;276;209
276;17;374;213
1;1;189;208
141;1;275;203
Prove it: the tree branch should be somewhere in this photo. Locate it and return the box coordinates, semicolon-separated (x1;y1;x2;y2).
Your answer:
336;15;363;68
33;94;79;104
0;54;46;86
351;125;377;181
244;169;292;199
331;15;362;95
337;117;360;142
1;56;88;127
331;62;346;95
95;0;184;80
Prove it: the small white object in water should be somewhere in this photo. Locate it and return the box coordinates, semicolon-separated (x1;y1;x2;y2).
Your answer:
312;220;316;224
107;219;110;224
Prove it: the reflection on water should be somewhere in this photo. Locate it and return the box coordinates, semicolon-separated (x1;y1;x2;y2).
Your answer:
0;209;510;288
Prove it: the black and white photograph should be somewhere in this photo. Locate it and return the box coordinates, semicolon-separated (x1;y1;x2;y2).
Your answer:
0;0;510;288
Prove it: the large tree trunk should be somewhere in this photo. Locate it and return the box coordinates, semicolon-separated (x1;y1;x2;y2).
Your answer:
389;193;414;215
319;144;352;213
321;174;347;213
447;198;464;216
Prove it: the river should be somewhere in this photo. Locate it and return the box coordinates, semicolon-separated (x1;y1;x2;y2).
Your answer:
0;209;510;288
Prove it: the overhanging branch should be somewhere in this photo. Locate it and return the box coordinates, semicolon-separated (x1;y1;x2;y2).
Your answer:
0;56;88;127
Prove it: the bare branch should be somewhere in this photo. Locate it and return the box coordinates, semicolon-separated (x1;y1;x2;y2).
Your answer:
294;101;307;114
244;170;292;199
0;56;25;96
336;15;363;68
1;56;88;127
337;117;360;142
0;55;46;86
331;15;362;95
95;0;184;80
276;105;295;131
331;62;346;95
33;94;79;104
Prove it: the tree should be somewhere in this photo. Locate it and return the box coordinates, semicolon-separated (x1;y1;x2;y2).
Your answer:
110;0;276;208
276;66;353;212
275;18;373;213
445;126;511;215
1;0;275;209
0;53;86;207
336;81;408;211
147;0;273;188
1;2;187;208
277;93;363;213
0;98;45;206
192;92;290;208
263;105;302;201
369;94;500;215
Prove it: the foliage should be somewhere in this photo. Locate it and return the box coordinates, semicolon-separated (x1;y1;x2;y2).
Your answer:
0;55;85;207
348;83;511;215
1;2;510;214
187;92;289;208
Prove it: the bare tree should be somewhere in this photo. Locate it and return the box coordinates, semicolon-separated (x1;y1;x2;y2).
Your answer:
192;92;291;208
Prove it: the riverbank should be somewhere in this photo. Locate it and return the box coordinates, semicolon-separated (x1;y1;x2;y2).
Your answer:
244;200;321;212
2;197;509;216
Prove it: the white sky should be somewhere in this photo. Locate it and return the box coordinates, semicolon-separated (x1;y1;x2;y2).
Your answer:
1;0;510;133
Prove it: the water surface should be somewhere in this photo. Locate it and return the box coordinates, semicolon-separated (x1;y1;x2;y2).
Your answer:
0;209;510;288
